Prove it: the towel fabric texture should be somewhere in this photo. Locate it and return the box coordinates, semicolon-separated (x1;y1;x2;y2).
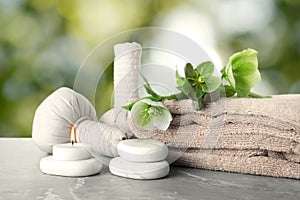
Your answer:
129;95;300;179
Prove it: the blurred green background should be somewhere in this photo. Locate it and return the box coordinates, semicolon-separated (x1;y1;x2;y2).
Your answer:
0;0;300;137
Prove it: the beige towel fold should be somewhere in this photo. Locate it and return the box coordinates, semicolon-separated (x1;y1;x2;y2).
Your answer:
131;122;299;154
175;149;300;179
130;95;300;179
284;153;300;163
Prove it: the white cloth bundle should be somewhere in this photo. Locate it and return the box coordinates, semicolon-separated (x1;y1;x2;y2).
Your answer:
32;87;127;157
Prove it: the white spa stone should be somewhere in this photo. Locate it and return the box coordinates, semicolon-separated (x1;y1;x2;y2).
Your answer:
53;143;91;161
109;157;169;180
40;156;102;177
117;139;168;162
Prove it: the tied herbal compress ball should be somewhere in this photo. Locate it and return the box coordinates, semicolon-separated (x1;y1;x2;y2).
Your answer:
32;87;128;157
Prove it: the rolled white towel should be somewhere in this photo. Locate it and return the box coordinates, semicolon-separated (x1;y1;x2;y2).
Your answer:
99;42;142;136
113;42;142;112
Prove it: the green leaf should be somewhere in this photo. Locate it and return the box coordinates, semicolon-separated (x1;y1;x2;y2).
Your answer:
139;72;163;101
194;85;204;99
224;49;261;97
220;66;227;79
122;96;152;111
224;85;236;97
182;80;191;95
197;61;214;77
184;63;195;79
182;80;197;100
140;72;151;87
247;92;271;98
144;84;161;101
122;102;134;111
176;69;185;88
163;92;186;100
203;76;222;92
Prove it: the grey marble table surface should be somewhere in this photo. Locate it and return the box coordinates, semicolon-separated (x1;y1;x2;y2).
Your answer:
0;138;299;200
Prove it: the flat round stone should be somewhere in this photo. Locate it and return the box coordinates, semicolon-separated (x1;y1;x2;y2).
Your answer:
109;157;169;180
117;139;168;162
40;156;102;177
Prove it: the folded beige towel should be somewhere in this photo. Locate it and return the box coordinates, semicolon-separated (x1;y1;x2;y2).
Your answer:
129;95;300;179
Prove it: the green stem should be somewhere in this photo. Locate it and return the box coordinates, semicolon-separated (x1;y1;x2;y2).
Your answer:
162;92;186;100
122;92;185;111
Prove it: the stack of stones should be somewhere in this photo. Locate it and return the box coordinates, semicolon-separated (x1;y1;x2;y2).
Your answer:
109;139;170;180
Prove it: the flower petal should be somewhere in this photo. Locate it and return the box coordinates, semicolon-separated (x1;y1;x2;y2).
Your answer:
130;99;173;131
131;101;153;130
152;107;172;130
226;48;261;97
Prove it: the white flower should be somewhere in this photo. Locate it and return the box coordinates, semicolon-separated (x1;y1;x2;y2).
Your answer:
131;99;172;131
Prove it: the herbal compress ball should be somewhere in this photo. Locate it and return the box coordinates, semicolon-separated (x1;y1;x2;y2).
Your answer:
32;87;127;157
